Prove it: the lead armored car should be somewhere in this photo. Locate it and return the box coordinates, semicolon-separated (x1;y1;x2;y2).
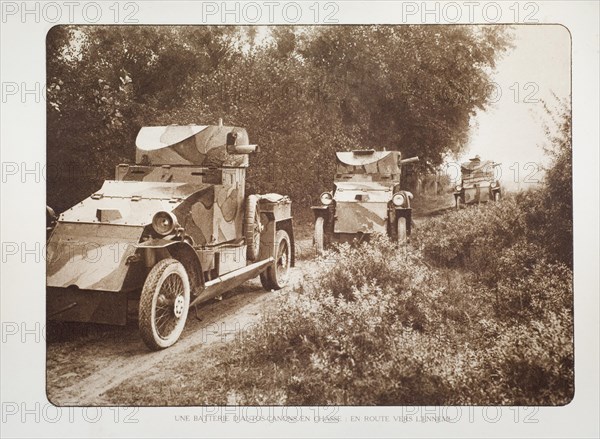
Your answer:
47;123;294;350
311;150;418;254
453;155;501;209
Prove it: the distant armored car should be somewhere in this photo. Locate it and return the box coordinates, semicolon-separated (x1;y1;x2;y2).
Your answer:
311;149;418;254
47;123;294;350
453;155;501;209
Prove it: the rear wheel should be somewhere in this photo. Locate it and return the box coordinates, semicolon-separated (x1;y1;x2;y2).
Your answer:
314;216;325;256
397;217;407;245
139;258;190;350
260;229;291;290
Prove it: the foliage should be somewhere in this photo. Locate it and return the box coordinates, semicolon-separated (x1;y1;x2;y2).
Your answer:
416;196;529;278
538;98;573;264
417;101;572;268
298;26;513;162
107;223;571;405
46;25;512;212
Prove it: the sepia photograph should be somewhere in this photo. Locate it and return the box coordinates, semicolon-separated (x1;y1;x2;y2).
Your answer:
1;2;598;438
44;23;573;407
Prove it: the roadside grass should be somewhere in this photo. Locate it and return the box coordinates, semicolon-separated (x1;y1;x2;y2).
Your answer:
105;191;573;405
412;192;456;217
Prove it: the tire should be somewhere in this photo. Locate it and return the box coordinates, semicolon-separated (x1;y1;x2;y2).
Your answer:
260;229;291;291
494;191;501;202
46;205;57;235
455;196;461;211
139;258;190;350
314;216;325;256
397;216;407;245
244;195;261;261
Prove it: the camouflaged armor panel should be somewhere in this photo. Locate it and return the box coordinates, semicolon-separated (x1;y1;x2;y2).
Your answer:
135;125;250;167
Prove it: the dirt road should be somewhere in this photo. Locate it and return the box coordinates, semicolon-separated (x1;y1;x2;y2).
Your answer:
46;197;454;406
46;239;315;406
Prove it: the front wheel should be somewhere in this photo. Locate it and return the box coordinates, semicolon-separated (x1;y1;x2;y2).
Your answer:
494;191;501;202
397;217;407;245
260;229;291;291
314;216;325;256
139;258;190;350
455;196;462;210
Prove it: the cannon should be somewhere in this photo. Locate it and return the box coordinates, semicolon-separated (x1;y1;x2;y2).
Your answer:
311;149;418;254
453;155;501;209
46;122;295;350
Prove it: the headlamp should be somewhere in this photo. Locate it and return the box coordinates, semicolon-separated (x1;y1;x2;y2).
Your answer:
320;192;334;205
152;211;178;236
392;193;405;207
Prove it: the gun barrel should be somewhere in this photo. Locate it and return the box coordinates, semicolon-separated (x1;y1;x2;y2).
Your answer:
226;144;258;154
400;156;419;165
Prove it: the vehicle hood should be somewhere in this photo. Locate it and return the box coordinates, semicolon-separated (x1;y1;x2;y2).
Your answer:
461;180;493;189
332;181;391;234
58;180;212;226
46;222;145;291
47;180;212;291
333;181;394;203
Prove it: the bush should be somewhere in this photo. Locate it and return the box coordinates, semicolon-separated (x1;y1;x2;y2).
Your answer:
540;107;573;265
475;306;574;405
162;226;573;405
107;218;573;405
495;241;573;320
415;195;529;283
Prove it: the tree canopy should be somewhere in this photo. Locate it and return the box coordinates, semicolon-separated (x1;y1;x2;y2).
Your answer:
47;25;512;212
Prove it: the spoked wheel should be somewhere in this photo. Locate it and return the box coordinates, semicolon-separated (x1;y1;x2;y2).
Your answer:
314;216;325;256
455;196;462;211
494;191;501;202
260;229;291;291
397;216;407;245
139;258;190;350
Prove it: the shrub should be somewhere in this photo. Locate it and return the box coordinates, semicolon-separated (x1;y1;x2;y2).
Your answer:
175;229;573;405
477;308;574;405
107;223;573;406
415;195;529;283
538;99;572;265
495;242;573;320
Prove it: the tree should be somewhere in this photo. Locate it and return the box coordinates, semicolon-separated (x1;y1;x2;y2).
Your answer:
298;26;513;166
47;25;512;211
46;26;240;212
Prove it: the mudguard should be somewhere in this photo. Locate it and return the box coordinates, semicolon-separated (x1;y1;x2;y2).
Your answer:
135;239;205;294
46;222;145;292
257;194;295;267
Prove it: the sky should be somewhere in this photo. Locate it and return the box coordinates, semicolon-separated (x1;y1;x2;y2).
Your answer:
456;25;571;189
